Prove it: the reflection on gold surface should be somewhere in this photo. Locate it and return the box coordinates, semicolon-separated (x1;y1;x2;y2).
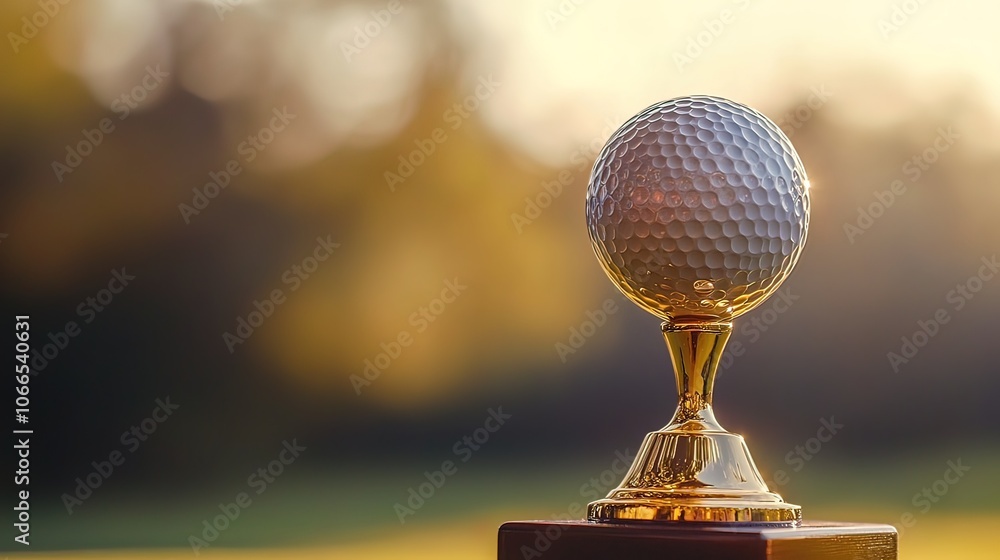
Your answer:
588;322;800;523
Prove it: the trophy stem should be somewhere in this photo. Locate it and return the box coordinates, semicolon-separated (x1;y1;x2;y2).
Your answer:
586;320;801;524
661;321;731;432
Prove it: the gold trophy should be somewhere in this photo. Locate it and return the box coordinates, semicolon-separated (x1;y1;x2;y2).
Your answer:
499;96;898;559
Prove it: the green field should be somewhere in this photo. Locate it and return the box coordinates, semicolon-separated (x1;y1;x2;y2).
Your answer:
9;448;999;559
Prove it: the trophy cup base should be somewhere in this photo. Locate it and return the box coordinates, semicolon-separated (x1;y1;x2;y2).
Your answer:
588;498;801;524
587;424;802;524
498;520;898;560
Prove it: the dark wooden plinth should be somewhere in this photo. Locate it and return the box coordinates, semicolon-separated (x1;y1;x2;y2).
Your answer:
499;520;897;560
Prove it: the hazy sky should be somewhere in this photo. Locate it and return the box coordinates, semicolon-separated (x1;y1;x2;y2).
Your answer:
37;0;1000;169
460;0;1000;164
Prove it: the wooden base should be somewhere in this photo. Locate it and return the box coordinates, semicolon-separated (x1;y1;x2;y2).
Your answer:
498;520;897;560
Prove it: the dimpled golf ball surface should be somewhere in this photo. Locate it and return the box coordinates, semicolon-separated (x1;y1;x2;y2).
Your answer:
586;96;810;322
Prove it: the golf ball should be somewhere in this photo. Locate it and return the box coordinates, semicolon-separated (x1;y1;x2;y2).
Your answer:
586;95;810;322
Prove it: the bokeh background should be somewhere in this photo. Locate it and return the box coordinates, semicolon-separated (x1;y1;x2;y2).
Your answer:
2;0;999;558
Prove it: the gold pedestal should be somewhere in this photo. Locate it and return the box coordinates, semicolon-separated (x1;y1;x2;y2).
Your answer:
588;431;799;523
587;322;800;524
